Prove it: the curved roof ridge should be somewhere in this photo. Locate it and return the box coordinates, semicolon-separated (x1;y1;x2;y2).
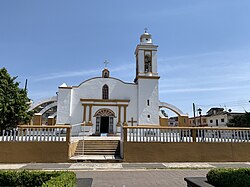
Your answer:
74;76;136;88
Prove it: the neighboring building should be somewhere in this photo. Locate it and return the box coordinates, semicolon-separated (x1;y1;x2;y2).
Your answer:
189;107;245;127
189;116;208;127
168;117;178;126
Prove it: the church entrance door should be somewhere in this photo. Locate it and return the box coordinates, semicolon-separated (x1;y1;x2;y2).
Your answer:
94;108;115;135
100;116;109;133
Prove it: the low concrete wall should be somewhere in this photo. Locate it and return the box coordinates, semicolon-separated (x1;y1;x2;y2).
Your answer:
0;142;69;163
124;142;250;162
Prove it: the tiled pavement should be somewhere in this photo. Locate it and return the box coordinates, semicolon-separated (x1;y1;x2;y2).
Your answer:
1;163;250;186
1;162;250;170
75;170;210;187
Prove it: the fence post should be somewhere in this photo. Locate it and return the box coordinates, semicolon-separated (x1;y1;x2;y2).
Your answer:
124;127;127;142
66;126;71;143
192;129;197;142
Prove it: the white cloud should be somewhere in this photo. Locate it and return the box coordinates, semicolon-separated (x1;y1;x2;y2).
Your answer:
30;63;134;82
160;85;250;93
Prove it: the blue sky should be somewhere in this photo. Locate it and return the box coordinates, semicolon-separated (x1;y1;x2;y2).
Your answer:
1;0;250;116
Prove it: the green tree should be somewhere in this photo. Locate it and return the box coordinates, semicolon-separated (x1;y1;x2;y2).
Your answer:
227;112;250;127
0;68;33;133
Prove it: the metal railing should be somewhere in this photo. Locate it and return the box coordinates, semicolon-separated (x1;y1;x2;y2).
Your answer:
0;125;71;142
123;126;250;143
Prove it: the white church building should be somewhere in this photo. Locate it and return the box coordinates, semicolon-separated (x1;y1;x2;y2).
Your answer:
29;31;188;135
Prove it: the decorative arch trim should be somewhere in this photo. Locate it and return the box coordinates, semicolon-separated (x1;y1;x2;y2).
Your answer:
94;108;115;117
159;101;187;117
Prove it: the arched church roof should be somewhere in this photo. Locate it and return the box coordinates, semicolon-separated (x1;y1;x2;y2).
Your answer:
74;77;136;88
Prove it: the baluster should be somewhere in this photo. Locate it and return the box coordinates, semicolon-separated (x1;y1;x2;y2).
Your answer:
144;128;146;142
2;130;5;141
31;129;34;141
224;130;227;142
233;130;237;142
142;128;144;142
45;129;48;141
212;130;215;142
197;129;200;142
154;129;156;142
6;131;9;141
57;128;61;141
163;129;165;142
52;128;56;141
175;129;177;142
16;128;19;141
174;129;176;142
157;129;160;142
38;128;41;141
174;129;177;142
240;130;243;142
50;128;53;141
127;129;130;142
243;130;246;142
232;130;234;142
169;129;171;142
135;128;137;142
141;128;143;142
21;129;24;141
247;131;249;142
13;129;16;141
42;129;45;141
47;129;51;142
217;130;220;142
9;130;12;141
1;130;3;141
147;129;149;142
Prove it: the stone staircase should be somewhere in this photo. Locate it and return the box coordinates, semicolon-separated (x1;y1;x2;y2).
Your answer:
73;140;121;160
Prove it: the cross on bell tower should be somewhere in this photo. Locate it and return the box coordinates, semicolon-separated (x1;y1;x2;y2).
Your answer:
104;60;109;68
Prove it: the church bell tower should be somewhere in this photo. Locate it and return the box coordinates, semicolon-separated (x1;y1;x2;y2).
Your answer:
135;30;160;125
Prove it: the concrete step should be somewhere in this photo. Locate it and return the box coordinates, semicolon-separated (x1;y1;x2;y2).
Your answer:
74;139;120;157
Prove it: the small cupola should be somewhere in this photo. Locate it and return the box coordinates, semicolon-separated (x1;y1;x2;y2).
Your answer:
102;68;110;78
140;28;153;45
102;60;110;78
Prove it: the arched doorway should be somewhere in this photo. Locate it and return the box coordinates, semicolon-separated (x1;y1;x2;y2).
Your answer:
94;108;115;134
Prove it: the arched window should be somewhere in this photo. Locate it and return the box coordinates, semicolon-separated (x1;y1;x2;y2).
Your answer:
144;51;152;73
102;84;109;99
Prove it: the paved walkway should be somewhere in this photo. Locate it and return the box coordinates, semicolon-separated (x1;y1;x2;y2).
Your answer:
0;162;250;170
1;162;250;186
76;170;210;187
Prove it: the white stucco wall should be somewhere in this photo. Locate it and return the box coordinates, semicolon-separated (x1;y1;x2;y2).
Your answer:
57;77;138;133
152;51;157;73
207;114;228;127
57;88;72;124
137;78;159;125
137;50;144;73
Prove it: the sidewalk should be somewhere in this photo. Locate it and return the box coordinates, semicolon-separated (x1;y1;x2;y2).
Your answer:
0;162;249;171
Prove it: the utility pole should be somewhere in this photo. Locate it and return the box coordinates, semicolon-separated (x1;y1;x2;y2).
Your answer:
24;79;28;91
193;103;196;126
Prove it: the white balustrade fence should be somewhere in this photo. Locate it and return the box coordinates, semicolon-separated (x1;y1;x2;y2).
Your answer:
0;126;70;142
125;127;250;143
196;129;250;143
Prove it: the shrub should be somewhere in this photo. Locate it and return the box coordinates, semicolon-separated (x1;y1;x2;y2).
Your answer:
0;170;76;186
207;168;250;187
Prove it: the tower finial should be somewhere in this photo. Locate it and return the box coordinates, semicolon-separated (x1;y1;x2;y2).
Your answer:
104;60;109;68
144;27;148;33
